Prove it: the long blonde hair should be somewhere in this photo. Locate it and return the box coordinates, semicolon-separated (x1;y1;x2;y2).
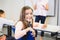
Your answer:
19;6;33;29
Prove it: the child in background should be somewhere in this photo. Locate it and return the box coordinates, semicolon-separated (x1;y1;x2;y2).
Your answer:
0;9;14;40
33;0;48;40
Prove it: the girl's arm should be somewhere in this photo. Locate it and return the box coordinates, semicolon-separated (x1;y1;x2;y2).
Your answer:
15;21;30;39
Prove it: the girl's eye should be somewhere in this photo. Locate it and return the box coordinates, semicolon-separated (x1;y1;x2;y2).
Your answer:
25;13;28;15
25;13;32;15
30;13;32;15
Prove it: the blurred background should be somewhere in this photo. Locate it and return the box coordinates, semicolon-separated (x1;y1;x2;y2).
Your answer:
0;0;60;26
0;0;60;40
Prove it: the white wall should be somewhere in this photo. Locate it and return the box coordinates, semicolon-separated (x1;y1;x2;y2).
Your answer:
0;0;24;22
0;0;58;25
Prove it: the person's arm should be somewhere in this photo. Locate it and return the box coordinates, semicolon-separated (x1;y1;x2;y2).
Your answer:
33;4;37;10
45;3;48;11
43;3;48;11
30;0;37;10
42;0;48;11
15;21;30;39
3;18;14;25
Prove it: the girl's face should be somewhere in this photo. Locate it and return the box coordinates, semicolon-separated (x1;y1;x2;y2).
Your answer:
25;9;33;22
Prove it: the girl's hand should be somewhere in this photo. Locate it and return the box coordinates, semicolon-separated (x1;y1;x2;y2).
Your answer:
30;28;36;37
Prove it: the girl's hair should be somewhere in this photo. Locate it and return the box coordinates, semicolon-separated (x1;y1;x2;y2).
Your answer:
19;6;33;29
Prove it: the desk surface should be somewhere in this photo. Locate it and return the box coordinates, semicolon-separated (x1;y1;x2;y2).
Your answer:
33;25;60;32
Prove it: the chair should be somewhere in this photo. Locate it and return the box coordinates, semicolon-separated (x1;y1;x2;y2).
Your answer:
3;24;16;40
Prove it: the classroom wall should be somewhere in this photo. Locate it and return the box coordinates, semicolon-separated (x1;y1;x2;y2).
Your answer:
0;0;24;22
0;0;58;25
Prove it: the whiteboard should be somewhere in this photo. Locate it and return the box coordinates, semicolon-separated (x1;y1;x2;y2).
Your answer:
47;0;56;17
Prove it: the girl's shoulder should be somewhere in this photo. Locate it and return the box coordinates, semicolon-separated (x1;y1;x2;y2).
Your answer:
17;21;23;24
15;21;23;26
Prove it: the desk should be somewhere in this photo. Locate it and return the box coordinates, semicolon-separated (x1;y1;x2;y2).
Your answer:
33;25;60;40
33;25;60;32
